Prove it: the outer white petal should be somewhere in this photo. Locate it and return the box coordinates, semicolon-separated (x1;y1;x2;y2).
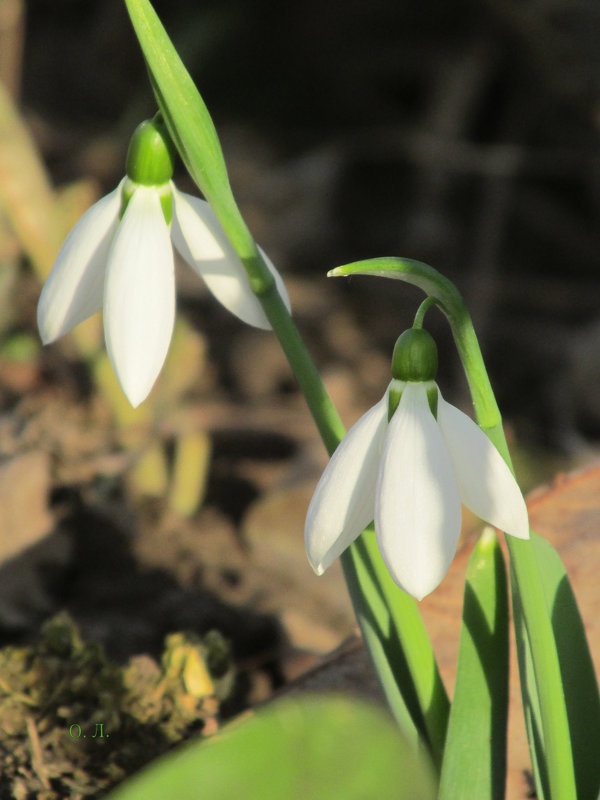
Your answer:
103;186;175;407
37;182;123;343
375;383;462;600
170;186;290;329
305;393;389;575
437;395;530;539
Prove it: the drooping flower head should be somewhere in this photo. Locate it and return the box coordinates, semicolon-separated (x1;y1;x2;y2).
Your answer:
37;115;290;407
305;324;529;600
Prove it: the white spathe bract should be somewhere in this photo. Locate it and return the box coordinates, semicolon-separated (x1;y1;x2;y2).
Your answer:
305;380;529;600
37;180;290;407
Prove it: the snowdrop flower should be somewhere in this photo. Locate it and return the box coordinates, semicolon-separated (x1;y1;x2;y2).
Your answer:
37;117;289;407
305;327;529;600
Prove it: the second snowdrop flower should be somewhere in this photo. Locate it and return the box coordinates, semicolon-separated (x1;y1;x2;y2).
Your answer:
305;326;529;600
37;116;289;407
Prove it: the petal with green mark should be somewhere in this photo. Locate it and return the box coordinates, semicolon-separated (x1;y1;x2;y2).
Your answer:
376;382;461;600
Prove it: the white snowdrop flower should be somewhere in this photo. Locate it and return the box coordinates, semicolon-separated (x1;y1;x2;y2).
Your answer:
305;328;529;600
37;118;289;408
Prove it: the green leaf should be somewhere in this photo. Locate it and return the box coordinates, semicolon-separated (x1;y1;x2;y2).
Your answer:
513;532;600;800
511;573;548;799
438;529;509;800
105;695;437;800
123;0;253;258
343;530;450;769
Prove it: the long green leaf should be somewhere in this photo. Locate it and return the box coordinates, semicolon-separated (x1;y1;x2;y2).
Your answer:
359;530;449;765
105;695;437;800
342;529;449;768
511;555;548;799
439;529;509;800
513;532;600;800
123;0;254;261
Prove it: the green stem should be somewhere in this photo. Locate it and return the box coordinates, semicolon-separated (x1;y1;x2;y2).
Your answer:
254;254;449;763
360;531;449;766
458;349;576;800
340;536;424;748
252;272;345;454
332;257;577;800
412;296;439;329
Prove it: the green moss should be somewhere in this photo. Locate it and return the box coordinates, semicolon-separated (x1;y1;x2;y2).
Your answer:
0;613;234;799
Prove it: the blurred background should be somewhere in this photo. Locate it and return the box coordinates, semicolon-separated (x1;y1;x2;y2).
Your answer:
0;0;599;794
15;0;600;448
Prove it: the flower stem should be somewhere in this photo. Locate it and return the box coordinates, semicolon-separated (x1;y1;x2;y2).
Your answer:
252;253;449;764
453;347;578;800
412;296;439;329
359;529;449;766
251;271;345;453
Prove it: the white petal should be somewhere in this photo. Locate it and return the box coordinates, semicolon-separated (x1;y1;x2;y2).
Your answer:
103;186;175;407
170;187;290;329
375;383;462;600
305;394;389;575
37;182;123;343
437;395;530;539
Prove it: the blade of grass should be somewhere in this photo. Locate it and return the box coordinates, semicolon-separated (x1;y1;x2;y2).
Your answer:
359;530;449;765
516;532;600;800
438;528;509;800
342;529;449;768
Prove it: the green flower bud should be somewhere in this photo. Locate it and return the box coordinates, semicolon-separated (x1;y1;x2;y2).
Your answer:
391;328;438;382
125;116;176;186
